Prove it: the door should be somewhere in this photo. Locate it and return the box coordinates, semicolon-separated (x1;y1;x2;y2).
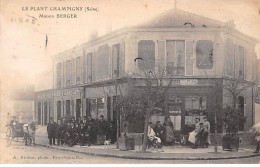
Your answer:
57;101;61;120
66;100;71;117
44;102;48;125
38;102;41;125
76;99;81;120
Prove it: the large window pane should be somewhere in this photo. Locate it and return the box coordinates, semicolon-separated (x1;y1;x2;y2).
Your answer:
226;39;234;76
112;44;120;78
56;63;61;88
196;40;213;69
87;53;92;82
97;45;110;80
138;40;155;71
76;56;81;84
186;41;194;75
166;40;185;75
158;41;165;68
66;60;71;86
238;46;244;79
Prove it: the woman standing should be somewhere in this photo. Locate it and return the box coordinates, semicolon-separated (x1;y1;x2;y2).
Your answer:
165;117;174;145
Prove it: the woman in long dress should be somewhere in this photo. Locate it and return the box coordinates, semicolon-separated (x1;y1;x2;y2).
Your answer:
188;118;200;144
165;117;174;145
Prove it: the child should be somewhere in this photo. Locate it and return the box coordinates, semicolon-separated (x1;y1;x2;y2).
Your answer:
47;118;56;146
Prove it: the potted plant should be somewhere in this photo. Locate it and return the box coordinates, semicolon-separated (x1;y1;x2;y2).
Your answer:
221;106;246;151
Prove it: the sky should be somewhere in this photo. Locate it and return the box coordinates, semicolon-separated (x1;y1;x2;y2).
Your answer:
0;0;259;91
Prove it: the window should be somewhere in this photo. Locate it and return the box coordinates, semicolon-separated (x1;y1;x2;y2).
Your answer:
66;60;71;86
238;96;244;131
138;40;155;71
97;45;110;80
226;39;234;76
71;59;75;85
83;53;87;83
158;41;165;68
112;44;120;78
185;96;207;115
238;46;244;79
186;41;194;75
56;63;61;88
166;40;185;75
87;53;93;82
76;56;81;84
196;40;213;69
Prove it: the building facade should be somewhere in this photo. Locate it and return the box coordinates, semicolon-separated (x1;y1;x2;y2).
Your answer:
35;9;258;136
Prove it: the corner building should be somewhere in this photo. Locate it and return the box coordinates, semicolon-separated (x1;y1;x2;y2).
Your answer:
35;9;258;144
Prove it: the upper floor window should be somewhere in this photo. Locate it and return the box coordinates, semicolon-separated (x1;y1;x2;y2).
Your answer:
66;60;71;86
138;40;155;71
76;56;81;84
226;39;235;76
238;46;244;79
166;40;185;75
196;40;213;69
56;63;61;88
97;45;110;80
87;52;93;82
112;44;120;78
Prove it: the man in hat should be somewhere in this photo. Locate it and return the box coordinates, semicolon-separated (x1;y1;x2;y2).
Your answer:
47;117;57;146
153;121;166;145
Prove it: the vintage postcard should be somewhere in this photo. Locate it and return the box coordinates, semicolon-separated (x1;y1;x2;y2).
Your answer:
0;0;260;164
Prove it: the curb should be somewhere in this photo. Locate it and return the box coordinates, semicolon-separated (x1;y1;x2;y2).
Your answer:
35;143;260;160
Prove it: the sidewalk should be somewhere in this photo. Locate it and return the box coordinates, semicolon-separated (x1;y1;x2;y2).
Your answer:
35;133;260;160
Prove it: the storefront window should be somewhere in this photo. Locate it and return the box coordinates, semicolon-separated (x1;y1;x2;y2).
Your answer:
185;96;207;124
97;98;105;119
89;99;97;119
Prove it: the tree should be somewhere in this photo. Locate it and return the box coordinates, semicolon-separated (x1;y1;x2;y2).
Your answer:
116;66;175;152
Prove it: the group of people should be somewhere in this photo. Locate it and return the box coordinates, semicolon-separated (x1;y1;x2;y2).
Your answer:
146;117;176;149
47;115;116;147
146;116;211;150
188;117;210;149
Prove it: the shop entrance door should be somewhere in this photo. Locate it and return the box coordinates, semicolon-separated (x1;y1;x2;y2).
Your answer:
44;102;48;125
66;100;71;117
38;102;41;125
167;104;183;131
76;99;81;120
57;101;61;120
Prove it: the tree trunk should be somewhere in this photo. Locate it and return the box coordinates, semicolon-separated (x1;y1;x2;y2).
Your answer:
141;111;150;152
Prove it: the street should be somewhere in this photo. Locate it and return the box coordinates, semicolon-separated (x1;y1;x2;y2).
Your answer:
0;139;259;164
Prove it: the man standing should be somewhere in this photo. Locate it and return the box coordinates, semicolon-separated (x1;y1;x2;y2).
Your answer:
47;118;56;146
153;121;165;145
56;119;63;145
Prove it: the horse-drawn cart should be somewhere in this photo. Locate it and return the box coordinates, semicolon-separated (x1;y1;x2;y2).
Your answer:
6;123;25;145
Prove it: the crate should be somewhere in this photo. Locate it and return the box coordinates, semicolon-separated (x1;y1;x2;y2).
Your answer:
96;135;106;145
119;137;135;150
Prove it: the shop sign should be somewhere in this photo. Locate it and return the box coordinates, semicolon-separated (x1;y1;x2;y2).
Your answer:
169;110;181;114
179;79;198;86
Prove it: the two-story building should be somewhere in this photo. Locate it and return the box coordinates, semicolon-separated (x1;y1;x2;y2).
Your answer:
35;9;258;141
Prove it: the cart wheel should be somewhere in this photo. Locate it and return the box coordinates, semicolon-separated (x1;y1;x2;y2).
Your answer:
6;128;12;145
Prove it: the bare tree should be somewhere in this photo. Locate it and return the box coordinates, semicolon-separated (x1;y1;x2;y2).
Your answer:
116;65;175;152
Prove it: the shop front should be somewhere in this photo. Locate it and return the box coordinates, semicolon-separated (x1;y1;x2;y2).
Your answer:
148;81;216;134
